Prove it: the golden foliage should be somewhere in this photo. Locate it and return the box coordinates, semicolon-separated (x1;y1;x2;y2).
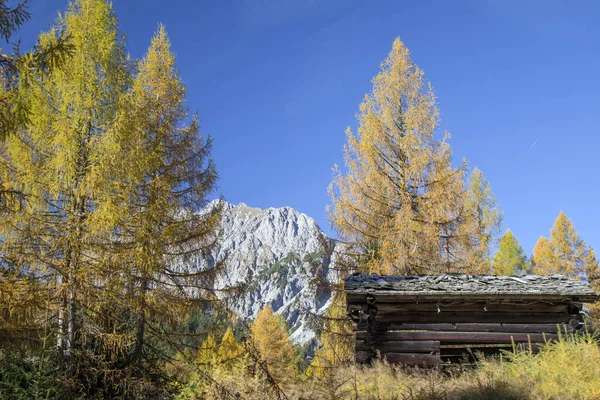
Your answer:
306;289;353;379
532;236;556;273
462;168;503;273
197;335;218;368
532;212;597;278
0;0;220;388
217;327;242;366
250;305;298;382
492;229;530;276
532;212;599;321
328;37;485;275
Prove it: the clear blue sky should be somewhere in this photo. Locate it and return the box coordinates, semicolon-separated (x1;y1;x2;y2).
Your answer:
15;0;600;256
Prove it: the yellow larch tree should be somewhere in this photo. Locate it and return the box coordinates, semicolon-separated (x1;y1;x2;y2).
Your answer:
0;1;71;140
0;1;221;395
462;168;502;273
250;305;298;383
532;237;556;274
328;37;469;275
306;289;353;379
532;212;595;277
531;212;599;322
218;326;242;366
0;0;131;368
197;335;218;368
95;24;221;371
492;229;530;276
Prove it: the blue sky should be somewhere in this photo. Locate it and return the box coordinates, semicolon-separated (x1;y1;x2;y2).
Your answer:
15;0;600;255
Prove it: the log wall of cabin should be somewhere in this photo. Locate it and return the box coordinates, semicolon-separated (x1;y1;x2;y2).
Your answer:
348;299;583;366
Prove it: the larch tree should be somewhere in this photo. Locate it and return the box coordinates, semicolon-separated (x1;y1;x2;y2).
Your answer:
328;37;468;275
218;327;242;366
0;0;131;369
250;305;298;383
197;335;218;368
532;212;596;278
583;248;600;321
0;0;31;138
492;229;529;276
531;212;599;320
96;25;221;372
1;0;72;140
531;237;556;273
462;168;502;273
306;290;353;379
0;0;221;394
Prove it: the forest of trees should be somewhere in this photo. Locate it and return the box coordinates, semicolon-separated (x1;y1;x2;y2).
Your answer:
1;1;599;399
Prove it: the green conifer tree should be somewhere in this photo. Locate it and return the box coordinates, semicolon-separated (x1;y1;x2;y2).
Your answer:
492;230;529;275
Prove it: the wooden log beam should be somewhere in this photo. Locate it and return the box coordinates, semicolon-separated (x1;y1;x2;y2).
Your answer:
383;353;441;365
355;330;559;344
354;322;575;334
346;293;599;304
355;340;440;353
355;351;441;366
440;343;542;356
374;312;574;324
371;303;571;314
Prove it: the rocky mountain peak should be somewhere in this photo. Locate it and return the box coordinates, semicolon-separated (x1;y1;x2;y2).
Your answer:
206;201;340;343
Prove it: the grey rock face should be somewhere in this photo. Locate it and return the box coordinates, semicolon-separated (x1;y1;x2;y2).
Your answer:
208;201;342;343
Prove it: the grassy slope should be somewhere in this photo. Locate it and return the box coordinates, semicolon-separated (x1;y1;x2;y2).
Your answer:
189;333;600;400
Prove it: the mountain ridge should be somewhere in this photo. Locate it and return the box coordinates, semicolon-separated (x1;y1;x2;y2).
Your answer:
203;200;342;343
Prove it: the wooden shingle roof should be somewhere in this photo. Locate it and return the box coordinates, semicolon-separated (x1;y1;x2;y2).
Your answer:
344;273;600;303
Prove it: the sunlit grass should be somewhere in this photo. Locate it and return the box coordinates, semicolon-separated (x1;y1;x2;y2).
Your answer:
182;332;600;399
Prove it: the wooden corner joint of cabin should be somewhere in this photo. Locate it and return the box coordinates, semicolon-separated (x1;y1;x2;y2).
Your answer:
567;301;584;331
363;295;378;362
347;294;379;363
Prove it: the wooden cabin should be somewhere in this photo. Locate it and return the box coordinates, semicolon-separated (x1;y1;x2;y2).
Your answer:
345;273;600;366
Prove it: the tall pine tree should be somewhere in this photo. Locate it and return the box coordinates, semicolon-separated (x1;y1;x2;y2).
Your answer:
328;38;469;275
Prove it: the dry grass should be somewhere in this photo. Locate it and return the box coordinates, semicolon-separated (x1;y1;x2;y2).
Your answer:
180;333;600;400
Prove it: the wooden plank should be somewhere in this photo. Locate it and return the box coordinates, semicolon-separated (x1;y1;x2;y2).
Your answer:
355;340;440;353
356;330;558;344
375;312;573;324
355;351;441;365
440;343;542;356
382;353;441;365
371;303;571;314
354;322;575;334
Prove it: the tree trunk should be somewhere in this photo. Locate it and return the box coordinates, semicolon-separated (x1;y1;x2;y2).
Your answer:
133;279;148;367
